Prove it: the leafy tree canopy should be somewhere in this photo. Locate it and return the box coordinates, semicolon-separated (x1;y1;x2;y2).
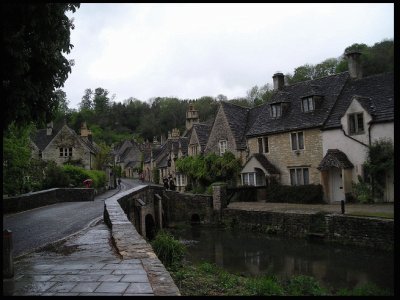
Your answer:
2;3;80;131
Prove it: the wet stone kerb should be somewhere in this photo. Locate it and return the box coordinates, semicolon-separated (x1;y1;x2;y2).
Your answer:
103;185;181;296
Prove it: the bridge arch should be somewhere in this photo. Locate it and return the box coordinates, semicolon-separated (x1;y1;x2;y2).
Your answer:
145;214;156;240
190;213;201;225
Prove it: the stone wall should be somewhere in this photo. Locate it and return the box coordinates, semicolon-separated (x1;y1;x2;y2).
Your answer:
223;208;393;251
164;190;213;224
103;186;181;296
3;188;94;214
247;128;323;185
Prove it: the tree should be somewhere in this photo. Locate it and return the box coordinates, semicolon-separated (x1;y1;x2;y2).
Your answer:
53;89;70;123
3;123;36;195
80;89;94;111
2;3;80;131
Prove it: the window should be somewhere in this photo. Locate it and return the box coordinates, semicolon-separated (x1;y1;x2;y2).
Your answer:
348;113;364;135
271;104;282;118
219;140;227;156
176;174;186;187
190;145;198;155
59;147;73;157
302;97;314;112
289;168;309;185
258;137;269;154
291;132;304;150
242;172;256;186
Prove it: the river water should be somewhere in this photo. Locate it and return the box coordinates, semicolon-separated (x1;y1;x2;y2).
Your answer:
168;226;393;291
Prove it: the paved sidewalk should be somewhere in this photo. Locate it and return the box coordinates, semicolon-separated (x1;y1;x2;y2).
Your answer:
3;219;155;296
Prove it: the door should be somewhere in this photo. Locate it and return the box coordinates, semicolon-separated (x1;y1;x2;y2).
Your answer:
329;167;345;202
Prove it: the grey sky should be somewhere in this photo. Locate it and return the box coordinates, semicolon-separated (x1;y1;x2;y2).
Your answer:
63;3;394;109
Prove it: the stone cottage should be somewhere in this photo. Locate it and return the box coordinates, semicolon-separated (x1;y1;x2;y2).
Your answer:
30;121;99;170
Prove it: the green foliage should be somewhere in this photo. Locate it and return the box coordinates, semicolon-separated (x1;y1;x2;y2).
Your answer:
285;275;328;296
93;142;111;170
176;152;241;191
61;164;105;188
3;3;80;130
151;231;186;268
3;123;35;195
42;161;71;189
245;276;285;296
266;183;324;204
352;175;373;203
336;283;392;296
364;139;393;200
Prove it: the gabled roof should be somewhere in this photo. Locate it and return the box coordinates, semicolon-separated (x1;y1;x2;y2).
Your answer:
252;153;280;175
246;72;350;137
30;122;65;151
323;72;394;129
318;149;354;170
220;101;251;150
192;122;212;150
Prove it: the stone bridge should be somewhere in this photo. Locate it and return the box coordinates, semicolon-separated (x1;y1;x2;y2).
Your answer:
107;183;227;240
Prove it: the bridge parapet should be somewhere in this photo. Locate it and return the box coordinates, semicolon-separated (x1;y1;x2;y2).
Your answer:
103;184;180;296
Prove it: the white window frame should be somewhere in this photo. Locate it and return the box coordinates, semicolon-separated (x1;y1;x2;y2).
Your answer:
348;112;364;135
190;145;198;156
302;96;315;112
59;147;73;157
289;168;309;185
219;140;227;156
290;132;304;151
242;172;256;186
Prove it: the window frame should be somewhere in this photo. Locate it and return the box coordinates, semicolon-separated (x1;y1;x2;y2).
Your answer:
289;168;309;185
302;96;315;112
219;140;227;156
348;112;364;135
290;131;305;151
59;147;73;157
242;172;256;186
271;103;282;118
257;136;269;154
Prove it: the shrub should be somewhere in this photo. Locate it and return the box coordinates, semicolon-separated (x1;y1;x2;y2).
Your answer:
245;276;285;296
266;184;324;204
352;175;373;203
336;283;392;296
285;275;328;296
43;161;71;189
151;230;186;268
62;164;106;188
86;169;106;188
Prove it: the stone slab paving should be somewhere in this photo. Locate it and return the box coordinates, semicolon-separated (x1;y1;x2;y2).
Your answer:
3;220;157;296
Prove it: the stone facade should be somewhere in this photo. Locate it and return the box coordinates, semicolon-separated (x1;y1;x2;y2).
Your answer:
205;106;237;157
247;128;323;185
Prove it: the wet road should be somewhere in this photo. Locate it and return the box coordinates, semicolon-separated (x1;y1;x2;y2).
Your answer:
3;178;141;258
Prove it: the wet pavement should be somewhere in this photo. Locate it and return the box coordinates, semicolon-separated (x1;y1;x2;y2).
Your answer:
3;218;155;296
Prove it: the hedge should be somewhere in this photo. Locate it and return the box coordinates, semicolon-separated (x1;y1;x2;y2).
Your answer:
62;165;106;189
266;184;324;204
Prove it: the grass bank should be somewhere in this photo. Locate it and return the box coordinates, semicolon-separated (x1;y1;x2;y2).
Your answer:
168;261;392;296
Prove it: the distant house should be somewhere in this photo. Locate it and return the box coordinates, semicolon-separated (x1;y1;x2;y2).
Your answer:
30;121;99;170
113;139;143;178
187;121;212;156
319;52;394;202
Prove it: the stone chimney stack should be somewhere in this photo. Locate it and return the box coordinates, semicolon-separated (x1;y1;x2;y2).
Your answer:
273;72;285;90
46;121;53;135
185;104;199;131
345;51;363;80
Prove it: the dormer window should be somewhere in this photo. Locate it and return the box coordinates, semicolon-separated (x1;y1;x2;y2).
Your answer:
302;96;314;112
348;112;364;135
271;104;281;118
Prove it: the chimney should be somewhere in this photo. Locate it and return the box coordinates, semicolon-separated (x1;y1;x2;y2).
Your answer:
345;51;362;80
46;121;53;135
273;72;285;90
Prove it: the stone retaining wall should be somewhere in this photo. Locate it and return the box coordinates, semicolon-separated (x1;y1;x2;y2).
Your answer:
3;188;94;214
103;185;181;296
223;208;393;251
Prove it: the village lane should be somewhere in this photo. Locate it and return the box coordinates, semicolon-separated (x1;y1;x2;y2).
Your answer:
2;178;142;258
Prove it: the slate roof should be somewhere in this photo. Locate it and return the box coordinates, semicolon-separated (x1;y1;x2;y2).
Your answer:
253;154;280;175
30;122;65;151
317;149;354;170
31;122;98;154
246;72;350;137
192;122;212;150
323;72;394;129
220;101;251;150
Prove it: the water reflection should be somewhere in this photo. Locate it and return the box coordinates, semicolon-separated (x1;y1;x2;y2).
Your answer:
169;226;393;291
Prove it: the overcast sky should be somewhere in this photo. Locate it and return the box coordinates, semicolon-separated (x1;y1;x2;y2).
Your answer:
63;3;394;109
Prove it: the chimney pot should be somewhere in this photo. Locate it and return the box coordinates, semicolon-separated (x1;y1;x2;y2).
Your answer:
273;72;285;90
345;51;362;80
